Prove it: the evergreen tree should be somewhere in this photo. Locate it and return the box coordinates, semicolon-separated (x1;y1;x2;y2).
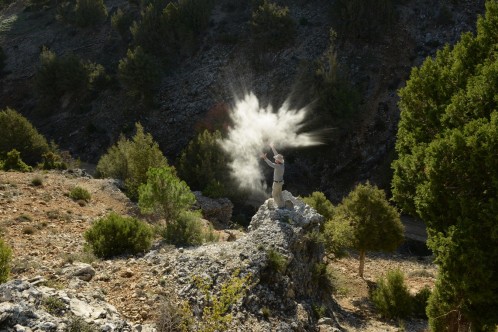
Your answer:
331;182;403;277
251;0;296;51
177;130;231;198
138;166;196;221
74;0;107;27
0;108;50;165
392;1;498;330
96;123;168;200
302;191;335;221
118;46;161;104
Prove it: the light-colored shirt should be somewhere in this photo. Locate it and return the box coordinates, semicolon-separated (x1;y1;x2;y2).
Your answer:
264;146;284;181
264;158;284;181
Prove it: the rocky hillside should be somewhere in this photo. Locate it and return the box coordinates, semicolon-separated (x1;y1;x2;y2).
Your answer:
0;0;487;200
0;170;340;331
0;170;438;331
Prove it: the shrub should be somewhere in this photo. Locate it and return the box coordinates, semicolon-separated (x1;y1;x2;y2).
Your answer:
35;48;89;105
0;108;50;165
31;176;43;186
312;262;333;292
74;0;107;27
371;269;413;319
265;249;287;274
84;212;153;258
111;8;133;39
85;61;110;92
313;30;360;121
67;317;96;332
163;211;204;247
2;149;32;172
331;0;396;40
251;0;296;51
40;151;67;170
177;130;231;198
0;238;12;283
96;123;168;200
117;46;161;104
69;186;91;202
43;296;66;316
22;226;36;235
131;0;215;61
192;270;251;332
412;286;431;318
301;191;335;221
156;297;191;332
139;166;196;221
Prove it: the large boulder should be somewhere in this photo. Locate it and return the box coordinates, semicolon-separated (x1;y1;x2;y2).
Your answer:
193;191;233;227
155;190;341;331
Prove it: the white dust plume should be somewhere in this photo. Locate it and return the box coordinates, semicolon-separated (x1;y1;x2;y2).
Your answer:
219;92;322;194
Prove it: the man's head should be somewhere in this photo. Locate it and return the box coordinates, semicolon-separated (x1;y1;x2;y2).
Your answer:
274;154;284;164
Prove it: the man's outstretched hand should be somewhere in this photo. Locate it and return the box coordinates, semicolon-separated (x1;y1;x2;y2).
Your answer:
260;153;267;159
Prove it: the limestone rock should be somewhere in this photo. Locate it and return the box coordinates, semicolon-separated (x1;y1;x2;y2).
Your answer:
193;191;233;227
0;280;131;331
63;262;96;281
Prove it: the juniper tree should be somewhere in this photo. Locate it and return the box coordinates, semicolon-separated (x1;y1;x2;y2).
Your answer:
392;1;498;330
330;182;403;277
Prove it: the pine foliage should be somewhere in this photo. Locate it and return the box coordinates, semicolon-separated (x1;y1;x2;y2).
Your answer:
96;123;168;200
392;1;498;330
84;212;153;258
138;166;196;222
0;108;50;165
329;182;403;276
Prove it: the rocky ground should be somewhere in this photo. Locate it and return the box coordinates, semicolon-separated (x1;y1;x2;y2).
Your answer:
0;170;436;331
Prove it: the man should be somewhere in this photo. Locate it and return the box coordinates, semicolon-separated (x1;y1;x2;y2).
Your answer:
261;143;285;208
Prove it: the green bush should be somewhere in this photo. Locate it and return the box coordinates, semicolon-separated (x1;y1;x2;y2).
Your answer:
251;0;296;51
265;249;287;274
163;211;205;247
313;30;360;121
412;286;431;318
74;0;107;27
118;46;161;104
67;317;97;332
43;296;66;316
35;48;89;105
177;130;231;198
84;212;153;258
131;0;215;61
0;238;12;283
331;0;396;40
35;48;106;109
40;151;67;170
0;108;50;165
139;166;196;221
111;8;133;39
371;269;413;319
69;186;91;202
96;123;169;200
301;191;335;221
2;149;32;172
192;270;251;332
31;176;44;186
311;262;333;291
